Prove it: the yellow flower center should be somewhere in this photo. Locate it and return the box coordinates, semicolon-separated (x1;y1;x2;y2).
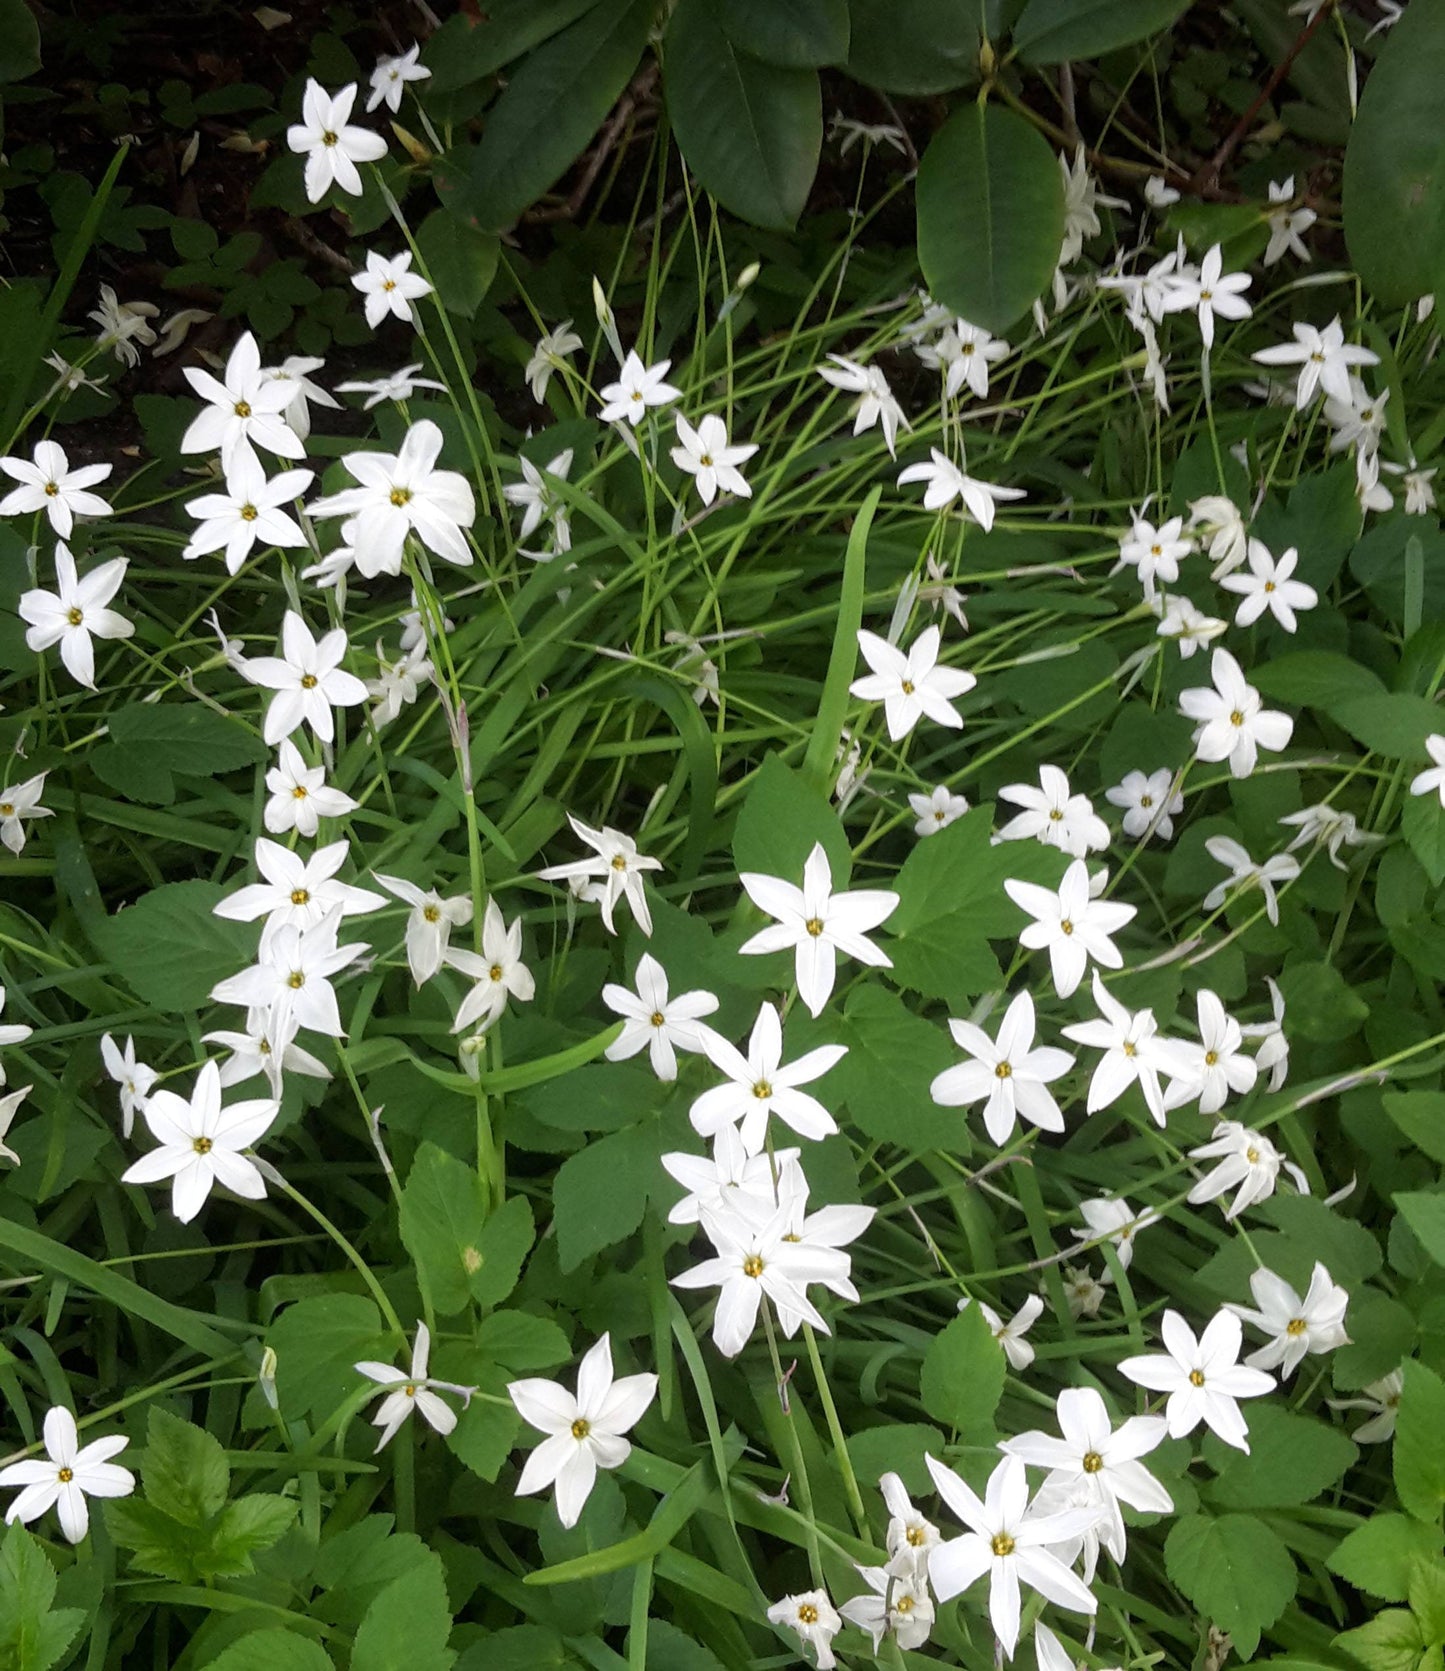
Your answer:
405;1384;417;1398
1264;581;1275;593
1060;918;1074;935
240;504;258;521
901;679;915;694
995;1060;1012;1079
1204;1050;1219;1066
1048;808;1063;821
1082;1450;1104;1473
906;1525;927;1546
57;1467;73;1483
193;1136;213;1155
896;1594;915;1613
1246;1146;1260;1164
752;1080;772;1100
423;905;440;923
1140;794;1153;807
234;400;252;418
290;888;309;906
44;481;60;497
743;1254;765;1278
991;1532;1016;1557
287;971;305;989
797;1604;819;1625
571;1417;591;1439
382;280;396;292
300;673;319;689
1229;709;1245;727
390;487;411;507
0;805;12;818
67;606;84;626
804;917;824;937
651;1011;666;1028
611;853;628;871
1286;1317;1307;1336
489;963;504;981
292;785;308;799
321;130;338;147
698;453;713;467
1189;1369;1205;1387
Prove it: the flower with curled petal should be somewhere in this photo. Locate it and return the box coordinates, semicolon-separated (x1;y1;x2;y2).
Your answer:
355;1322;471;1451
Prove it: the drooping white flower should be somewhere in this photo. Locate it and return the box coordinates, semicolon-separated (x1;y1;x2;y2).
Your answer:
671;413;757;505
1155;592;1228;658
355;1322;471;1450
963;1293;1046;1370
817;355;909;458
366;43;430;113
919;551;970;629
0;439;112;537
0;1086;26;1166
264;738;358;837
244;611;369;745
1062;971;1189;1126
660;1124;798;1227
0;990;32;1090
1263;178;1316;265
1187;1122;1283;1220
525;320;584;404
738;841;898;1017
352;251;433;330
1105;767;1183;841
1116;514;1192;600
286;79;388;202
690;1000;845;1154
120;1059;278;1224
1202;835;1300;927
19;544;133;690
444;900;535;1033
537;815;662;937
910;785;970;837
335;363;447;409
767;1591;843;1670
925;1453;1099;1659
374;874;473;985
601;953;718;1080
309;420;476;574
99;1033;157;1139
1219;539;1318;632
1409;735;1445;808
261;355;340;440
211;909;367;1041
503;449;574;554
1179;648;1293;779
1241;976;1290;1091
996;764;1109;857
896;446;1026;530
1117;1309;1274;1452
181;330;306;469
366;641;433;728
1172;990;1258;1115
1060;1264;1110;1320
1078;1196;1160;1271
1145;174;1181;209
1003;1385;1172;1567
849;625;976;741
930;990;1073;1146
839;1564;935;1652
1327;1370;1403;1444
1251;318;1380;409
510;1333;657;1528
201;1021;330;1099
89;284;158;366
1400;465;1439;515
922;318;1010;401
1005;860;1136;1000
1187;495;1249;578
1058;143;1126;265
0;772;52;857
183;455;313;574
1324;377;1387;461
0;1406;133;1543
1226;1261;1349;1378
597;351;681;425
880;1469;941;1579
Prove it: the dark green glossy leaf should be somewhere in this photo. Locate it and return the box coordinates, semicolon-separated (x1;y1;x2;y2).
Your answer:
720;0;849;66
666;0;822;230
1013;0;1192;63
846;0;978;92
917;103;1064;334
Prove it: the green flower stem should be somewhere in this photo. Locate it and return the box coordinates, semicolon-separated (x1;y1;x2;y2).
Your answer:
801;1322;868;1539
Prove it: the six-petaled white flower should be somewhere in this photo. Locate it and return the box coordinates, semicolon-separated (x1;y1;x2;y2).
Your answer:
183;455;313;575
910;784;971;836
99;1032;157;1139
931;990;1073;1146
310;420;476;573
181;330;307;470
264;738;358;836
0;440;112;537
375;874;473;985
1410;735;1445;808
768;1590;844;1670
286;78;388;202
849;626;976;741
445;900;535;1034
997;764;1109;857
1251;317;1379;409
509;1333;657;1528
0;772;52;857
1202;835;1300;927
19;544;133;690
1062;971;1189;1126
1117;1308;1274;1452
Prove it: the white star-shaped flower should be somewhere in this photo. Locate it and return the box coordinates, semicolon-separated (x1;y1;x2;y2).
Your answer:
996;764;1109;857
366;44;430;113
99;1032;157;1139
689;1000;845;1155
1226;1261;1349;1378
1179;648;1293;779
909;784;970;837
444;900;535;1034
597;351;681;425
183;454;313;575
1105;767;1183;841
352;251;433;329
1219;539;1318;632
738;840;898;1016
1409;734;1445;808
0;1406;134;1543
849;625;976;741
930;990;1073;1145
286;78;388;202
602;953;718;1080
896;446;1025;530
1251;317;1379;409
0;439;112;537
525;320;584;403
1202;835;1300;926
817;355;909;458
1186;1122;1283;1219
181;330;306;470
671;413;757;505
1117;1308;1274;1452
355;1321;472;1450
374;873;473;985
264;738;358;837
243;611;369;745
1062;971;1190;1126
1078;1195;1160;1271
537;815;662;937
1004;860;1135;999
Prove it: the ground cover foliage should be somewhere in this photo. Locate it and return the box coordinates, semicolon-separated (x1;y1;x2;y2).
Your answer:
3;2;1445;1669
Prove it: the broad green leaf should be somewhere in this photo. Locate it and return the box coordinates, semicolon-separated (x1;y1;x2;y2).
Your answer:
142;1408;229;1530
1384;1093;1445;1165
719;0;848;66
845;0;978;92
919;1303;1006;1438
423;0;603;92
643;1621;727;1671
1330;694;1444;760
1410;1558;1445;1649
92;880;259;1012
520;1063;666;1133
310;1519;437;1622
107;1497;204;1581
447;0;653;229
666;0;821;231
1330;1515;1445;1604
0;0;41;82
1350;521;1445;631
477;1310;572;1371
1203;1407;1357;1509
108;701;267;773
1165;1514;1298;1659
400;1146;534;1314
1333;1291;1419;1389
204;1632;335;1671
1335;1609;1427;1671
1251;650;1387;711
353;1551;456;1671
203;1495;299;1578
847;1422;947;1497
553;1124;654;1271
791;983;958;1150
732;754;852;883
413;210;498;318
1395;1362;1445;1525
917;103;1065;335
1276;961;1369;1042
266;1294;388;1422
1012;0;1191;64
1395;1194;1445;1269
444;1368;521;1482
455;1625;570;1671
0;1524;86;1671
1343;0;1445;304
1402;791;1445;888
